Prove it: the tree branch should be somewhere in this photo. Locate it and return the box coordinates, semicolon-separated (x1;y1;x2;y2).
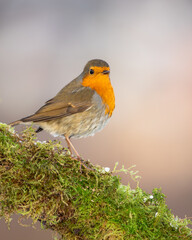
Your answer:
0;123;191;239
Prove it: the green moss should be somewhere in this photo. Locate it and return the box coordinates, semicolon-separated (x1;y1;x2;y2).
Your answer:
0;123;191;239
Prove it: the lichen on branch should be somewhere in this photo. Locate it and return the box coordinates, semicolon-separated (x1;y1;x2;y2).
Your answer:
0;123;191;239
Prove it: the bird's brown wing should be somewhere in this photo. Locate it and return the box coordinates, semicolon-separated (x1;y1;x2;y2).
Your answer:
20;102;91;122
20;86;94;123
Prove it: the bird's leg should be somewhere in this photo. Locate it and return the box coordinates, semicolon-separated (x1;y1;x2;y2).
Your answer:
65;136;80;159
65;136;72;154
65;136;93;171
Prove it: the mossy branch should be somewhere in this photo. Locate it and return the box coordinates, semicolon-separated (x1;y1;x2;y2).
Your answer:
0;123;191;239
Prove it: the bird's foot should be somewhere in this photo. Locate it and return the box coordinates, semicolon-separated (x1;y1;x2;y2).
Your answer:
71;155;94;171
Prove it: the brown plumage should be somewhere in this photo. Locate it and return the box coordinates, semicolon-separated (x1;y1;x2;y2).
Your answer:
10;59;115;157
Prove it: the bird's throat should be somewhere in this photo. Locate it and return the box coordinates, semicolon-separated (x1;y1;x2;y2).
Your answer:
82;74;115;116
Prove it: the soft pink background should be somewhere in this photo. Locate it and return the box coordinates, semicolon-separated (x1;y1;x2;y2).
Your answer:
1;1;192;239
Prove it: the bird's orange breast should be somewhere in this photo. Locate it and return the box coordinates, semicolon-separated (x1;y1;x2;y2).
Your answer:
82;67;115;116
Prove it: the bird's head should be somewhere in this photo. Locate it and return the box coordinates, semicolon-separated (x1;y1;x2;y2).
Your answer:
82;59;115;116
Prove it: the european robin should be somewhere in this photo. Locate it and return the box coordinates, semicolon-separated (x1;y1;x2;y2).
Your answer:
10;59;115;158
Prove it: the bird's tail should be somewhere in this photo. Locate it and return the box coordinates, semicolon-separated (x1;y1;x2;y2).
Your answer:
9;119;43;134
9;114;37;127
9;120;23;126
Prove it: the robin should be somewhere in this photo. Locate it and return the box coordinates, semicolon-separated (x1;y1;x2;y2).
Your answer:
10;59;115;158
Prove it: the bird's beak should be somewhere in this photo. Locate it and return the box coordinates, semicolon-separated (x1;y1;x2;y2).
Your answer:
102;70;110;75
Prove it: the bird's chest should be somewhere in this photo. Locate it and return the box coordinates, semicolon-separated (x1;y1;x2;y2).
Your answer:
41;93;111;138
69;93;110;138
74;106;109;138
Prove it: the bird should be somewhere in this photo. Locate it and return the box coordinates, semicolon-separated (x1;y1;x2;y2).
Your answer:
10;59;115;158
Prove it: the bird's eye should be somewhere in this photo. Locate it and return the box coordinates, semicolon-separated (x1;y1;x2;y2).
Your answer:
89;69;94;74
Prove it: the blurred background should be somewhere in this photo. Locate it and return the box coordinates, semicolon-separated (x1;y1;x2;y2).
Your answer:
1;0;192;239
